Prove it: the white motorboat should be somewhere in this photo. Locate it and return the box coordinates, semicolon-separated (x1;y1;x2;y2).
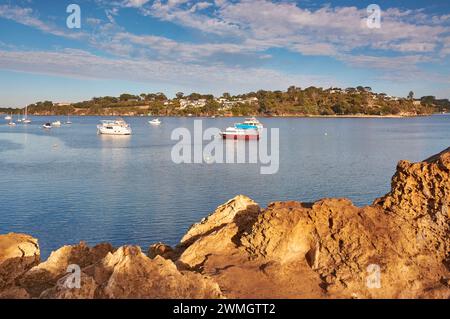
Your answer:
97;118;132;135
8;120;16;126
4;114;12;120
42;123;52;129
219;117;263;140
149;118;161;125
219;126;259;140
52;120;62;127
234;117;263;131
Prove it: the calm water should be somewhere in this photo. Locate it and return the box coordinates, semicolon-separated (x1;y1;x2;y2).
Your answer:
1;115;449;258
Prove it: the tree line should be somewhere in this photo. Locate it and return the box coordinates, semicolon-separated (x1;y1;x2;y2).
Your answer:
1;87;448;116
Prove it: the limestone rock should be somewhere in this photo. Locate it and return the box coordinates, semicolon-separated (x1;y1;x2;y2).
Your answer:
148;242;176;260
19;241;114;297
95;246;223;299
0;233;39;292
375;147;449;268
178;195;260;268
0;286;31;299
40;271;98;299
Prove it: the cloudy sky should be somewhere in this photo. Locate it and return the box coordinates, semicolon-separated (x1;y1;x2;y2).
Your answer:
0;0;449;107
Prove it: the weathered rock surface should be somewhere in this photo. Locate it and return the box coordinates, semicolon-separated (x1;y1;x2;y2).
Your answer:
0;148;448;299
178;195;260;269
0;233;39;296
40;246;223;299
19;241;114;297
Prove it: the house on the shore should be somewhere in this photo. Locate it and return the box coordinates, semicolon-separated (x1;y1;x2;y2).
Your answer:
217;96;259;110
54;102;71;106
327;87;343;94
178;98;207;109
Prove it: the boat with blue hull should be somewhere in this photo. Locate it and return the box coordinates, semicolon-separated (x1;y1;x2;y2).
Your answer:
220;118;263;140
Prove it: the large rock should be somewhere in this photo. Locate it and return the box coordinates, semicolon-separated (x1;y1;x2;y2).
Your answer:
19;241;114;297
38;246;223;299
178;195;260;269
238;198;444;298
91;246;223;299
40;271;98;299
0;233;39;294
375;147;449;268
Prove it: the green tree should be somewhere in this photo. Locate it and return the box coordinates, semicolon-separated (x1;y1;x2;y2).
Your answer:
119;93;137;101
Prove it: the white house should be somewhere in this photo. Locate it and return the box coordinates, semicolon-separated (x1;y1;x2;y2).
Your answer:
178;98;207;109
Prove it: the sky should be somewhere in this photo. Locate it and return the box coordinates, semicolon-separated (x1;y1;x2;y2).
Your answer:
0;0;449;107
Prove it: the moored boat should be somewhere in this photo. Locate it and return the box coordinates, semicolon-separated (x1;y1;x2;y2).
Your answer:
234;117;263;130
42;123;52;129
23;105;31;123
52;120;61;127
220;117;263;140
97;118;132;135
220;127;259;140
65;114;72;124
149;118;161;125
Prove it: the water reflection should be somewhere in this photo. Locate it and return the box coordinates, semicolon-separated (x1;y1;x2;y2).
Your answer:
98;134;131;148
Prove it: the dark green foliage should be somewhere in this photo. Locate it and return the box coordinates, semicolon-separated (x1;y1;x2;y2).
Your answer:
2;88;444;116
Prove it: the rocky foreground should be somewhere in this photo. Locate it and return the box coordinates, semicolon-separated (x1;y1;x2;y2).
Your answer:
1;149;449;299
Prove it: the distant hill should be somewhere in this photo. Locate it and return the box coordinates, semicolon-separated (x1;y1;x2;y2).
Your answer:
1;87;448;117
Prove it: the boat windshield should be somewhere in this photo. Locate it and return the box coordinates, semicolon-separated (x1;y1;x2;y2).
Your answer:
100;120;127;125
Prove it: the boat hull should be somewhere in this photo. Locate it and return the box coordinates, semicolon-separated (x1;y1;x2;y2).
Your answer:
220;133;259;140
97;127;131;135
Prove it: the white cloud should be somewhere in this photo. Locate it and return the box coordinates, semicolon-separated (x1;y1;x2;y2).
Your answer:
339;54;431;71
0;4;85;39
1;1;450;97
0;48;336;93
141;0;450;61
190;2;213;12
123;0;150;8
142;0;240;36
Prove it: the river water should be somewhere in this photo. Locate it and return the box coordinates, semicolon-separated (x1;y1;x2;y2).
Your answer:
1;115;449;258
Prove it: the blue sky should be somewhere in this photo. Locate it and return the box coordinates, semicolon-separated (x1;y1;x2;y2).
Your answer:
0;0;449;107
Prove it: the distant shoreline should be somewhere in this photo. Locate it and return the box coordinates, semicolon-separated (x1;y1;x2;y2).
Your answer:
2;113;437;118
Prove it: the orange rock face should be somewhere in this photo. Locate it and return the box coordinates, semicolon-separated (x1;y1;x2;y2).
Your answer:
0;233;39;298
0;148;448;299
